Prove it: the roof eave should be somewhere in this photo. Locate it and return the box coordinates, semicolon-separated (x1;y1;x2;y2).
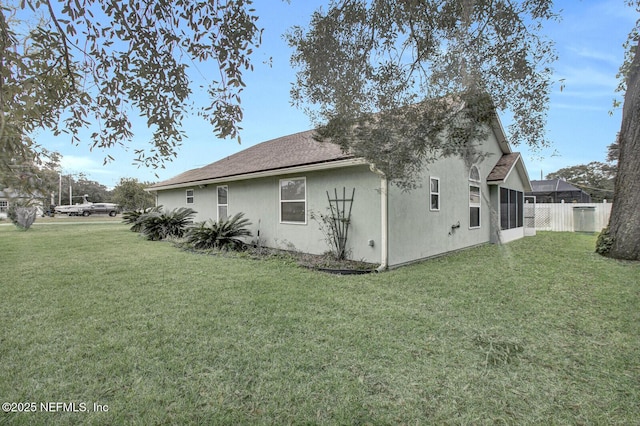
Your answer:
487;153;532;192
490;114;512;154
146;158;369;192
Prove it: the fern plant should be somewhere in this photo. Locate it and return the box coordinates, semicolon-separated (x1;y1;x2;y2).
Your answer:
186;212;252;251
138;207;196;241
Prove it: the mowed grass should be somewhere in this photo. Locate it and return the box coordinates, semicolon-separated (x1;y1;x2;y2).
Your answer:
0;223;638;425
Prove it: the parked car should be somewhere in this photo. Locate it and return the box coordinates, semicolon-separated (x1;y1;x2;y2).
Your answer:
89;203;120;216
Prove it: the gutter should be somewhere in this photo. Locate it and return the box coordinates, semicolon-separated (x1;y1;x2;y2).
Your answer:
369;164;388;272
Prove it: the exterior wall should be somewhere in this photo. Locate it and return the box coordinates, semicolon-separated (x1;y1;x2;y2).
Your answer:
386;130;506;267
155;165;383;263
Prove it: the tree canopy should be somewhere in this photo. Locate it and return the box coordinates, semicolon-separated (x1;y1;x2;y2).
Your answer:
111;177;155;211
287;0;559;189
0;0;261;178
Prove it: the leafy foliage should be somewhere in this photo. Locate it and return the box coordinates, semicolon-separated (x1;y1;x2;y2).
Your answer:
122;206;163;233
595;227;615;256
7;201;38;230
111;178;156;211
59;174;112;205
287;0;559;189
185;212;252;251
1;0;261;173
137;207;196;241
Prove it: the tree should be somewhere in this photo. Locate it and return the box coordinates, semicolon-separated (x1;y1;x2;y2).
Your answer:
111;177;155;211
605;35;640;260
288;0;558;190
1;0;261;178
58;174;112;204
288;0;640;260
0;149;61;205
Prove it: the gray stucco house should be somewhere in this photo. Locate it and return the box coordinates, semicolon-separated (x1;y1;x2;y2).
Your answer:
147;117;531;269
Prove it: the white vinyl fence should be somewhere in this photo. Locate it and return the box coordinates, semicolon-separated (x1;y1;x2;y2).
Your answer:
526;201;612;232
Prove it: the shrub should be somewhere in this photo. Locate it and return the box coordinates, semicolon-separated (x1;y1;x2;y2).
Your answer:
186;212;252;251
138;207;196;241
595;227;615;256
7;201;38;230
122;206;163;232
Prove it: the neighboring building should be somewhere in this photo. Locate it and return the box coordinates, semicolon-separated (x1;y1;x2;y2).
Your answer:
147;117;532;269
527;179;592;203
0;189;44;218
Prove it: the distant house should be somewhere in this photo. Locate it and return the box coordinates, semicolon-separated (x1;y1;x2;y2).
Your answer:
147;117;532;269
0;189;43;218
527;179;592;203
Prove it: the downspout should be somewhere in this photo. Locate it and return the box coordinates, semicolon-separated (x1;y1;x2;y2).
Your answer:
369;164;388;272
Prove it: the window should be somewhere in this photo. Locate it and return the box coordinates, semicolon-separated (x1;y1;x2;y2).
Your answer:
469;185;481;228
186;189;194;204
469;165;481;182
0;201;7;213
429;177;440;211
280;177;306;223
217;186;228;221
500;187;524;230
469;164;481;228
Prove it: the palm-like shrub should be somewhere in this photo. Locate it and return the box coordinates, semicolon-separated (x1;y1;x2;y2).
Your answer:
138;207;196;241
186;212;252;251
122;206;162;232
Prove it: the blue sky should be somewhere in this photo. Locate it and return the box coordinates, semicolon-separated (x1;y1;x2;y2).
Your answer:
38;0;636;188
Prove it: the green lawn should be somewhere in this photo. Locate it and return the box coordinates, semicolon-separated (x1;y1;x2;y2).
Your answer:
1;223;638;425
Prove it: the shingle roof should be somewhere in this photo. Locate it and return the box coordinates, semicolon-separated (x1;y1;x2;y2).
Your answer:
149;130;355;188
486;152;521;182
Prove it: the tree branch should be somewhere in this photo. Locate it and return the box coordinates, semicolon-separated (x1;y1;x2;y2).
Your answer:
43;0;75;89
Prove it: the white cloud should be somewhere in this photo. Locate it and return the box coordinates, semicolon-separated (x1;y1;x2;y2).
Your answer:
567;46;620;67
60;155;117;178
554;65;619;92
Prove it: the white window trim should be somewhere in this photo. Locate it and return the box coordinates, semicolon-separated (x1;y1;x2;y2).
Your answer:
217;185;228;221
186;189;194;204
469;184;481;229
279;177;307;225
429;177;440;211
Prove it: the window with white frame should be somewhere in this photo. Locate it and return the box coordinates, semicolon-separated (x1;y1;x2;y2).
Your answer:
0;200;7;213
469;166;481;228
217;185;228;221
429;177;440;211
280;177;306;223
469;185;481;228
186;189;194;204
